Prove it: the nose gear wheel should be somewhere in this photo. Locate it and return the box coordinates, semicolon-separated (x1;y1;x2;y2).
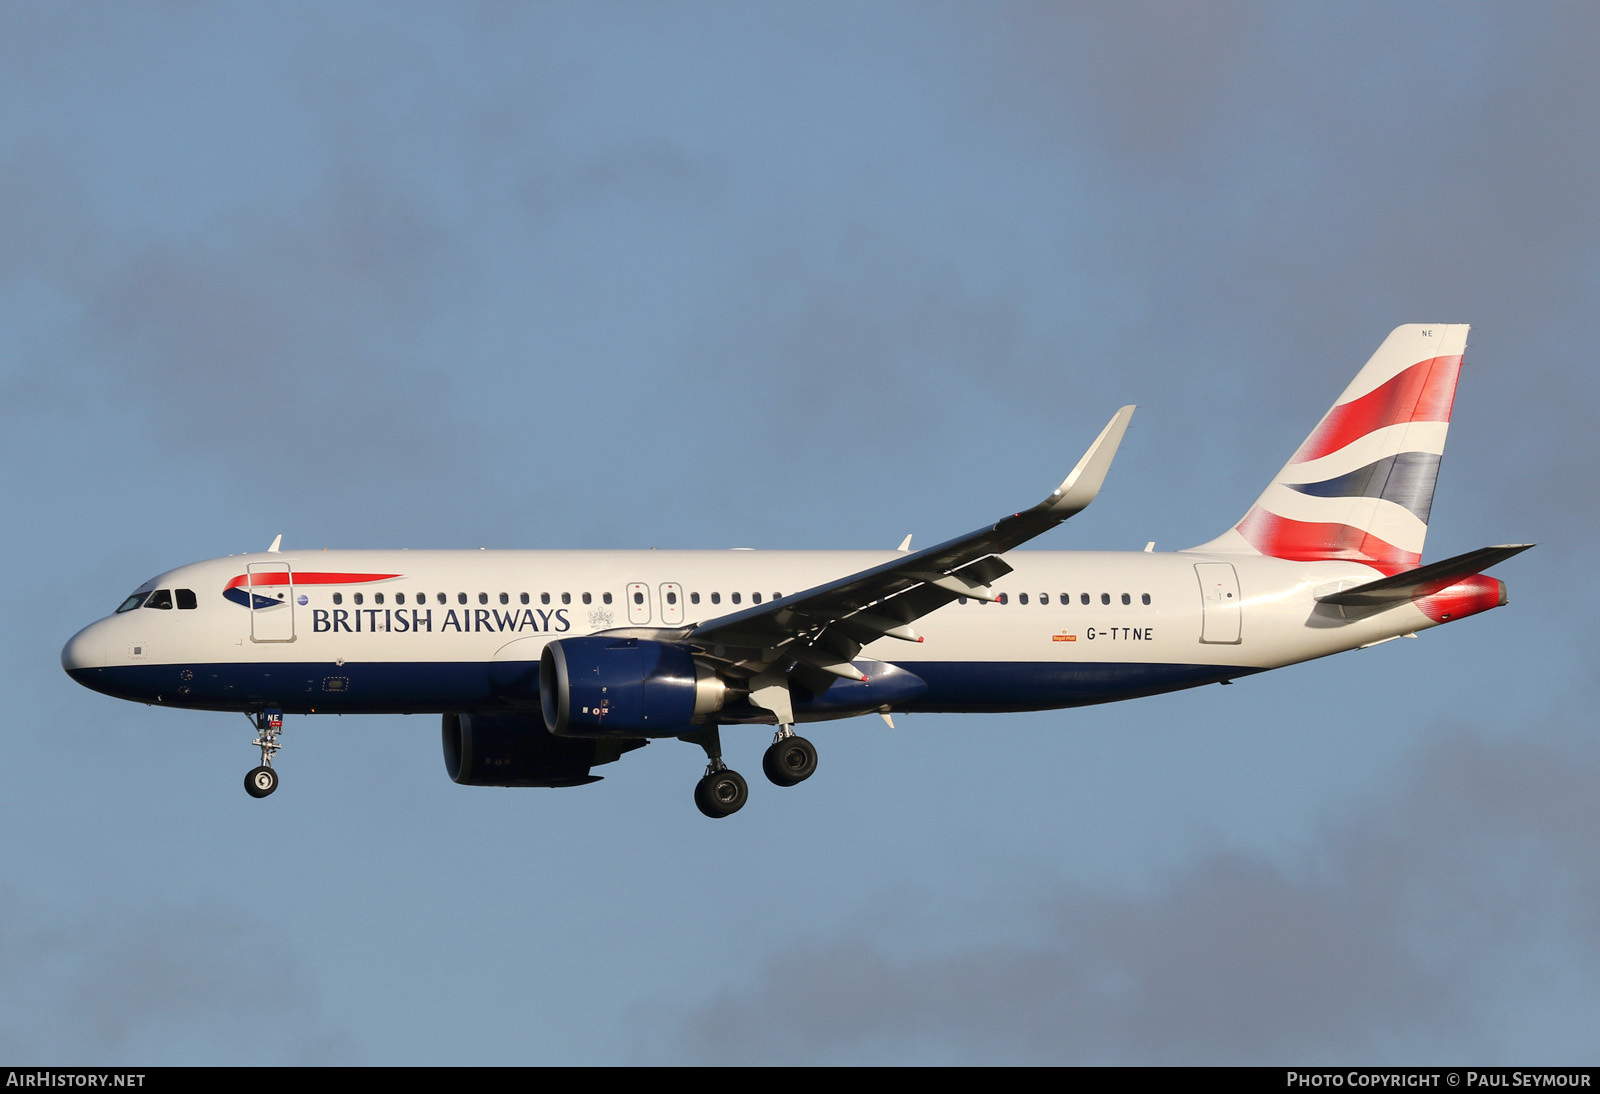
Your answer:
245;765;278;797
243;709;283;799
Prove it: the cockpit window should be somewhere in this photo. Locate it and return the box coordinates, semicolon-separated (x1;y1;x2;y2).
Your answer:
145;589;174;610
115;593;146;613
176;589;197;610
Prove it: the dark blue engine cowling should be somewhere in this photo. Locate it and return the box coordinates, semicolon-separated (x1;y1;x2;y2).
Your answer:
441;712;645;787
541;637;724;737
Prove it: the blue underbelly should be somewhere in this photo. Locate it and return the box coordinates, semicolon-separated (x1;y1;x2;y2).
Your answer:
68;658;1257;717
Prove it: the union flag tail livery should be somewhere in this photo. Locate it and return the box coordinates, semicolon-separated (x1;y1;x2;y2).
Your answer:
1195;324;1466;575
62;324;1529;818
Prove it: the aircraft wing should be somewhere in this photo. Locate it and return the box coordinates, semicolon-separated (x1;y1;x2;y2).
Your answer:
686;406;1135;689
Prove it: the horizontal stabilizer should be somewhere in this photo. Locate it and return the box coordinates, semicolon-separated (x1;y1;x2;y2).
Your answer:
1317;544;1534;607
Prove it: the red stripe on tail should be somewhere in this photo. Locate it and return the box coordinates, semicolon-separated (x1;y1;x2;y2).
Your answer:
1235;508;1419;575
1293;355;1462;464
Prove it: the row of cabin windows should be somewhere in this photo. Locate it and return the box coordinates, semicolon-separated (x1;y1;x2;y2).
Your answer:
325;590;785;607
694;591;779;606
114;586;1149;615
959;592;1153;606
116;588;197;612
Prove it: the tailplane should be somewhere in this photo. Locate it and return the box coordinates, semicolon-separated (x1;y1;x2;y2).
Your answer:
1189;324;1468;575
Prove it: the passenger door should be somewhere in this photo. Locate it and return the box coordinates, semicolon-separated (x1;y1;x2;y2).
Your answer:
247;562;296;642
1195;563;1241;644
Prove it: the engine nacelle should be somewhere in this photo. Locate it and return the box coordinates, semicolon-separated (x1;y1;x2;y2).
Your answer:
540;637;726;737
441;712;644;787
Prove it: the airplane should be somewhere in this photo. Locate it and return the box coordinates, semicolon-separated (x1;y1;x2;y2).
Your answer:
61;324;1530;818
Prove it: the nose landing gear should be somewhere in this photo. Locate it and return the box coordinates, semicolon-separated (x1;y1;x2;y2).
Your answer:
244;765;278;797
244;709;282;799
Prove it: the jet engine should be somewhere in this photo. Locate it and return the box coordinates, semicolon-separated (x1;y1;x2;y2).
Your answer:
540;636;726;737
441;712;644;787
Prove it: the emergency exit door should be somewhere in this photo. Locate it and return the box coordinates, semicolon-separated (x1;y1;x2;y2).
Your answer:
626;582;652;625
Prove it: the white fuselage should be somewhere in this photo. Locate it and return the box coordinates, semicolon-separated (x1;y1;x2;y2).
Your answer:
62;546;1443;721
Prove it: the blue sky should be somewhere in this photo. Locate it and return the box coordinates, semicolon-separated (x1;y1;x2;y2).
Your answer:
3;2;1596;1064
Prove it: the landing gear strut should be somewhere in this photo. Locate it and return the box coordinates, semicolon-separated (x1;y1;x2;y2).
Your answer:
244;709;282;799
763;725;817;787
681;725;748;819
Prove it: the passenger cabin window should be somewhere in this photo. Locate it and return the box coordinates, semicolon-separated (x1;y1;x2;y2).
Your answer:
437;593;447;605
603;592;613;605
632;591;644;605
666;591;678;605
541;593;550;605
752;592;761;604
1100;593;1110;605
710;592;721;605
1080;593;1090;605
457;593;467;605
478;593;488;605
499;593;509;605
354;593;364;605
146;589;173;610
176;589;197;610
520;593;529;605
731;592;741;605
1121;593;1131;605
561;593;571;605
997;593;1008;605
582;592;592;605
690;592;700;605
396;593;406;605
333;592;343;605
1019;593;1029;605
115;593;146;613
375;593;384;605
1142;594;1151;605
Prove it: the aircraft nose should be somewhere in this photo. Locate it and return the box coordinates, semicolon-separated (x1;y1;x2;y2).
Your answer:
61;623;105;675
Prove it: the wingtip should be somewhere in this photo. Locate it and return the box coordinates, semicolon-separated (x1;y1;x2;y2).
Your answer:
1046;405;1136;514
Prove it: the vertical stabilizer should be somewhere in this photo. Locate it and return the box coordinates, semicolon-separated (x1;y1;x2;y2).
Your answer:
1189;324;1468;575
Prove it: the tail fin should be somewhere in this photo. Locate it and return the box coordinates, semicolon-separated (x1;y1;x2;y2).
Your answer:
1190;324;1468;575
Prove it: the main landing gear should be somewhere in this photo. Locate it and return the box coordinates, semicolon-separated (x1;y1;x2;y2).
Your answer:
681;725;748;819
680;723;820;818
763;726;817;787
244;709;282;799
